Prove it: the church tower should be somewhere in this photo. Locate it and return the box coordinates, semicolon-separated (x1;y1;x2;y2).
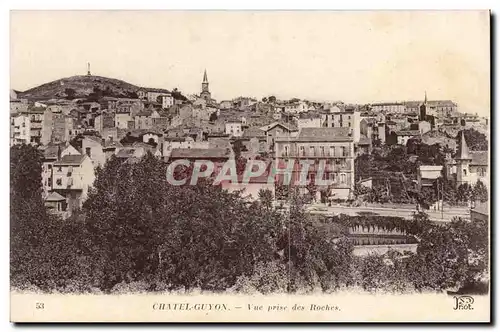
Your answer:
455;130;472;187
419;91;427;121
200;69;211;102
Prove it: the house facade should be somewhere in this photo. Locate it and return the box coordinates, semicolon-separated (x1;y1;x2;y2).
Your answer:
52;154;95;211
274;127;355;200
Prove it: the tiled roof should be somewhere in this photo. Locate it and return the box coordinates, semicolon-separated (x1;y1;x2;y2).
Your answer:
103;140;123;149
395;130;421;136
45;191;66;202
116;148;140;158
169;148;232;159
243;127;266;138
83;135;103;144
41;144;63;159
53;154;86;166
295;127;352;142
260;122;295;132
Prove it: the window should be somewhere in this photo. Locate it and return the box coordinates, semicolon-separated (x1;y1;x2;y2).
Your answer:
478;168;486;177
320;146;325;156
330;146;335;157
341;147;346;157
284;145;289;157
341;174;346;184
309;146;315;156
58;166;62;172
86;147;91;158
300;146;305;157
56;178;62;186
48;164;52;170
463;169;467;176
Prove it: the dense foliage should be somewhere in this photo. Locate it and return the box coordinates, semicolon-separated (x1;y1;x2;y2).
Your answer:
459;128;488;151
11;145;488;295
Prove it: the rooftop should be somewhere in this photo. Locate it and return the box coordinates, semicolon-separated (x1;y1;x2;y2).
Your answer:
169;148;232;159
295;127;353;142
53;154;86;166
45;191;66;202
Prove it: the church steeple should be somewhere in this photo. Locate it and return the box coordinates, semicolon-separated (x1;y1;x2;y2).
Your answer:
456;130;471;160
424;90;427;104
201;69;211;101
203;69;208;84
87;62;91;76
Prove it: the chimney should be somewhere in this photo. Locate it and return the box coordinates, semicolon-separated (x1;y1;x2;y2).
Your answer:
101;138;105;146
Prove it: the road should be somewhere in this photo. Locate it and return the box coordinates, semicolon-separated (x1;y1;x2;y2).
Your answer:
306;204;470;223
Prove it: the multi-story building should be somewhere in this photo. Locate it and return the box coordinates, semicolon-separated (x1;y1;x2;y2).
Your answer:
137;88;171;103
320;107;361;143
297;114;322;129
115;112;133;129
82;136;107;168
163;137;210;158
284;101;308;114
40;143;81;197
370;102;406;114
51;115;75;144
260;122;297;151
274;127;355;200
161;94;174;109
10;107;45;145
360;118;386;145
225;122;242;137
52;154;95;212
134;110;154;130
405;99;458;118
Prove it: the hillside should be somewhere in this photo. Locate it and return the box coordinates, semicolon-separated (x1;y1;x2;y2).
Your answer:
17;75;142;100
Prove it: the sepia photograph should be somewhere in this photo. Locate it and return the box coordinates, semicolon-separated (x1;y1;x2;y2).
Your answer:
8;10;491;323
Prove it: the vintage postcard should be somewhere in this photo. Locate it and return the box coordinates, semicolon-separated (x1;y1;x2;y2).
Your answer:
9;10;490;323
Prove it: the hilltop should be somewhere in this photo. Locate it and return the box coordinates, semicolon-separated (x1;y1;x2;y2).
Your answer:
17;75;142;100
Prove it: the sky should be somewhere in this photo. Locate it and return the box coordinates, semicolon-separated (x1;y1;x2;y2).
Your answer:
10;10;490;116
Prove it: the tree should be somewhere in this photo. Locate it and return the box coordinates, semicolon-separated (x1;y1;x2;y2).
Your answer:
232;139;246;159
459;129;488;151
409;216;488;292
171;88;187;101
64;88;76;100
473;180;488;203
258;189;274;210
457;183;473;203
306;181;318;203
262;97;268;103
268;96;277;103
88;86;103;102
277;191;354;292
82;153;282;292
209;112;218;122
11;145;85;292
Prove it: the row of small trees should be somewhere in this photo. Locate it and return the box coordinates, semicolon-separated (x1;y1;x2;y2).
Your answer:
11;144;488;294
